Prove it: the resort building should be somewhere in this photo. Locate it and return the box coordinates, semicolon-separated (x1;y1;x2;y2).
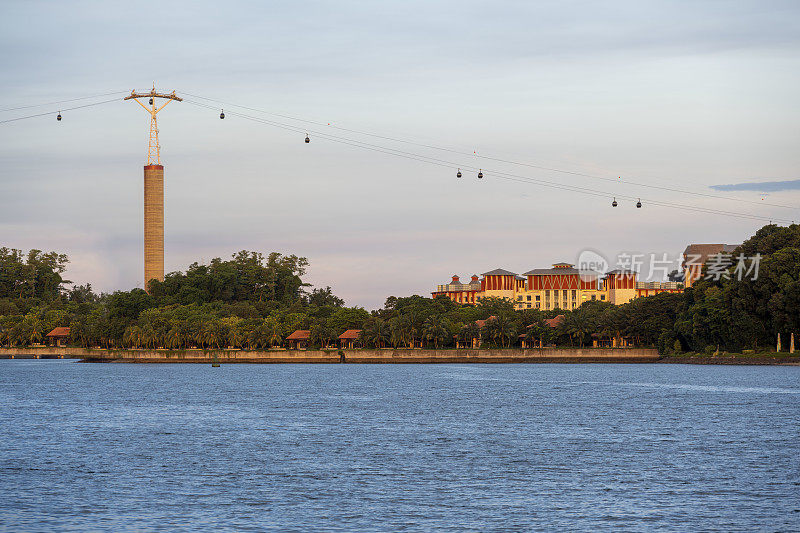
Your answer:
432;263;682;310
433;274;482;304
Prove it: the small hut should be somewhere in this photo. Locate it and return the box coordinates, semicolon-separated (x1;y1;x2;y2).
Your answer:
520;315;565;348
456;316;497;348
285;330;311;350
46;327;70;347
591;332;632;348
338;329;362;349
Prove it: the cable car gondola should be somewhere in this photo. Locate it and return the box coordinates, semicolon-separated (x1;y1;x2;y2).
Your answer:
478;169;483;179
612;197;617;207
305;134;310;143
456;168;462;178
149;98;154;105
219;109;225;119
56;112;61;122
636;198;642;208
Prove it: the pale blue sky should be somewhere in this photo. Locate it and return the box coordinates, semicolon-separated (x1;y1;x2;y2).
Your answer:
1;0;799;308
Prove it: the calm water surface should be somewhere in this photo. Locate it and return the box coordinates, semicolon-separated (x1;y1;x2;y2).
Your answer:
1;361;798;532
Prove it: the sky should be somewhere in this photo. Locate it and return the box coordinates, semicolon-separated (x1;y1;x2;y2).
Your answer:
1;0;799;309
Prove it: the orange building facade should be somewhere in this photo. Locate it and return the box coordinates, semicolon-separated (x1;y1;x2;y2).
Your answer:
432;263;683;311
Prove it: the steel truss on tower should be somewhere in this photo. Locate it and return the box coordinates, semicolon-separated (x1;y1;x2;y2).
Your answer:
124;85;182;165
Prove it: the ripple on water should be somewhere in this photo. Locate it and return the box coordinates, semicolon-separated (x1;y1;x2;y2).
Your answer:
0;361;798;531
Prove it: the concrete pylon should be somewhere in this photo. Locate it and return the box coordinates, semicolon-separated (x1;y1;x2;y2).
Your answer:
143;164;164;292
776;333;781;353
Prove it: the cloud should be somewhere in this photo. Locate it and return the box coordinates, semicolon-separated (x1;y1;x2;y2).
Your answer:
710;179;800;192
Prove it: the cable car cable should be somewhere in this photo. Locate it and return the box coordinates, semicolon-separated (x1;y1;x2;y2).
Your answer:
180;90;798;212
182;99;792;224
0;98;121;125
0;91;128;113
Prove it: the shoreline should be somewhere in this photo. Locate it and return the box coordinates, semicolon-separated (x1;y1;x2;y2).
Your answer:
0;347;659;364
0;347;797;364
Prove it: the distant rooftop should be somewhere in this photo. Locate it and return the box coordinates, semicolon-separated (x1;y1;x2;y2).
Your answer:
523;266;601;277
684;243;741;256
285;330;310;340
482;268;518;276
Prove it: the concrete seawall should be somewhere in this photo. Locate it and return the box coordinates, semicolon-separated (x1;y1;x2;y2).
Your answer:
0;347;660;363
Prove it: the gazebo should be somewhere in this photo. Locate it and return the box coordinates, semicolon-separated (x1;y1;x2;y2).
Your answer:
338;329;362;349
591;332;632;348
46;327;70;347
285;330;311;350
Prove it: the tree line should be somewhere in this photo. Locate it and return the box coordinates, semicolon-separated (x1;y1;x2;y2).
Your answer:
1;224;798;353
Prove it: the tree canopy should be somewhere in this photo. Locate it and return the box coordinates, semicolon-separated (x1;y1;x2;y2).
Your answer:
1;224;799;353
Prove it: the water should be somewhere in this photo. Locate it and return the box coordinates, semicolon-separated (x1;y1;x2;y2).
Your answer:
1;361;798;532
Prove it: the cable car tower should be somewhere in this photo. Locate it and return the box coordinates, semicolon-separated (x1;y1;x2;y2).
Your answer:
124;86;182;292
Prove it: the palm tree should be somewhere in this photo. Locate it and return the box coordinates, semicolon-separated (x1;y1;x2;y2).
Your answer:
363;318;390;348
251;323;271;349
265;319;283;348
164;327;181;350
194;327;206;349
201;323;219;350
309;321;335;349
487;315;518;348
70;320;86;348
501;321;519;348
423;316;449;349
389;316;411;348
124;325;143;348
522;325;535;348
28;318;43;345
567;313;591;348
458;322;480;348
141;324;157;349
406;310;425;348
229;327;245;349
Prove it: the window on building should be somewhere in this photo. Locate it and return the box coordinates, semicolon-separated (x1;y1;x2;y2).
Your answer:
562;290;568;299
535;303;540;309
571;290;576;299
591;295;596;300
535;295;540;301
527;296;531;301
517;295;522;301
600;295;605;301
527;304;531;308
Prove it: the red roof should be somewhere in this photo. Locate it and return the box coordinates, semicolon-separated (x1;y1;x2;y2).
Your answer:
475;316;498;328
338;329;362;340
285;330;310;340
46;327;70;337
544;315;565;328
